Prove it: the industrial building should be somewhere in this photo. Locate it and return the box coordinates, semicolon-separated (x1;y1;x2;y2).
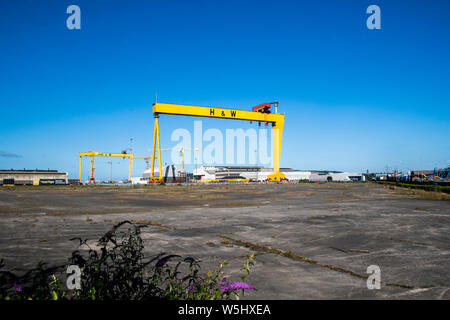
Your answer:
191;166;365;182
0;169;68;185
193;166;312;182
142;165;192;183
309;172;366;182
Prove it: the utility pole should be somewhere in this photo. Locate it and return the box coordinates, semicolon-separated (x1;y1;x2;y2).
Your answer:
107;161;113;183
102;161;119;183
130;137;133;154
194;153;197;176
122;138;133;154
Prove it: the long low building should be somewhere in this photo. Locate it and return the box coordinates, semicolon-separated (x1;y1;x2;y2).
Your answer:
0;169;68;185
192;166;365;182
193;166;312;182
309;172;365;182
142;165;192;183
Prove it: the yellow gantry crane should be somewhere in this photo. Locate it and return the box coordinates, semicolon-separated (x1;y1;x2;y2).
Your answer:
79;152;134;183
150;102;286;182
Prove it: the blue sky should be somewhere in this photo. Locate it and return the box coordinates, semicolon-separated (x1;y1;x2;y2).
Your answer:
0;0;449;180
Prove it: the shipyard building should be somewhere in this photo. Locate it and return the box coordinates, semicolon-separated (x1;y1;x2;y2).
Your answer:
193;166;311;182
0;169;68;185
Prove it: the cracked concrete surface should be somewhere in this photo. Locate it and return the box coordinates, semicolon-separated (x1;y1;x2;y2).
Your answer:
0;183;449;299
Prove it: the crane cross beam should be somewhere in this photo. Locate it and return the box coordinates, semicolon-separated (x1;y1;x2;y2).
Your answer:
79;152;134;158
153;103;283;124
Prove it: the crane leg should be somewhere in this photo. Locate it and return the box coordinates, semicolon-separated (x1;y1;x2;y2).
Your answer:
267;120;287;182
156;116;163;181
150;115;163;183
151;116;158;180
128;157;133;182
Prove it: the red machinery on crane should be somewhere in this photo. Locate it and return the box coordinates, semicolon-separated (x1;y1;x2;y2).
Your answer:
250;101;280;126
252;101;280;113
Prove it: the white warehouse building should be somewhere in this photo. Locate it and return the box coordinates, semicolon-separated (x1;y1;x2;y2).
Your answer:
193;166;311;182
141;165;191;183
309;172;365;182
193;166;365;182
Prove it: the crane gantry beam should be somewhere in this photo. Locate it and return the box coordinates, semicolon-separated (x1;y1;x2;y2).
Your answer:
151;102;286;182
79;152;134;183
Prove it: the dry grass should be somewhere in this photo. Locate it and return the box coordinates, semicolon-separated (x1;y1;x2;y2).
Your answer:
389;187;450;201
127;219;175;230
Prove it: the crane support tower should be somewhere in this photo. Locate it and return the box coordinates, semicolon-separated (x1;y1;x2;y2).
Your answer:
150;102;286;182
79;152;134;183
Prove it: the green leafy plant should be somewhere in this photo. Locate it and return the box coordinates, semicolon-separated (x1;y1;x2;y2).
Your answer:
0;221;255;300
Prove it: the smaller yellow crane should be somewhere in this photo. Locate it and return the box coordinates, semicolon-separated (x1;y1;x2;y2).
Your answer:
134;155;157;171
180;147;199;171
79;151;134;183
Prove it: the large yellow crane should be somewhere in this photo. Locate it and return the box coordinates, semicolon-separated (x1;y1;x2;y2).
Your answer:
150;102;286;182
79;152;134;183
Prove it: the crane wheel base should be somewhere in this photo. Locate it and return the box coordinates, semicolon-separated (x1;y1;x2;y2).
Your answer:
148;178;164;184
266;172;288;182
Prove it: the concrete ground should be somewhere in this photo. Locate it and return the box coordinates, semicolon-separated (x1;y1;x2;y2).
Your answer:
0;182;449;299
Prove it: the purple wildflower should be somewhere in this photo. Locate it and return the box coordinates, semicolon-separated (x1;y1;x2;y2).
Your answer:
188;280;204;293
13;281;23;292
219;280;256;293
